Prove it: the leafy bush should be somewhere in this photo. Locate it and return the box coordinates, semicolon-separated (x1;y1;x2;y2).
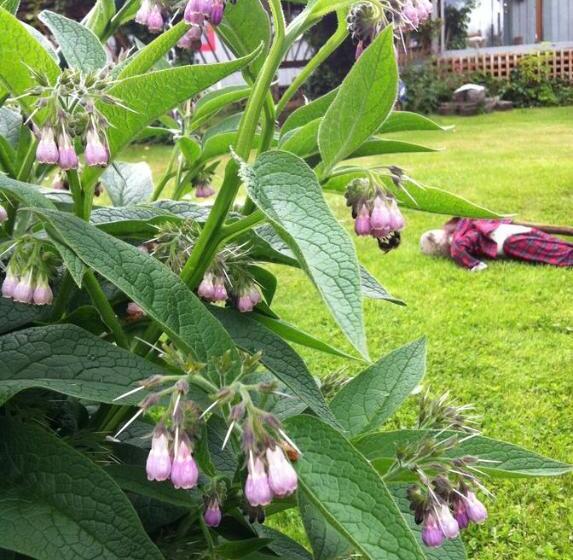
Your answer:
0;1;570;559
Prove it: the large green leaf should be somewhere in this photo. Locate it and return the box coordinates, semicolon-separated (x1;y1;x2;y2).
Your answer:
299;491;352;560
285;415;425;560
0;324;168;406
83;0;116;39
349;138;438;159
360;266;404;305
330;339;426;436
193;85;251;124
279;119;320;158
0;107;22;148
0;0;19;14
281;88;338;137
379;112;452;134
83;48;261;187
243;150;368;360
39;10;107;73
217;0;271;76
101;161;154;207
117;21;190;80
256;526;313;560
354;430;573;478
210;307;339;428
318;25;397;172
389;484;467;560
0;8;60;107
0;175;56;208
33;209;241;380
90;205;182;236
0;416;163;560
322;172;504;219
0;295;51;335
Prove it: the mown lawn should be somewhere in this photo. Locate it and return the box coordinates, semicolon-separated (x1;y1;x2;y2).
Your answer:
128;107;573;559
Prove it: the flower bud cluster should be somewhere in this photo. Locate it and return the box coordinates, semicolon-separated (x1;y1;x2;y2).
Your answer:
198;269;262;313
347;2;383;58
345;178;405;252
1;240;57;306
23;69;120;170
399;0;432;30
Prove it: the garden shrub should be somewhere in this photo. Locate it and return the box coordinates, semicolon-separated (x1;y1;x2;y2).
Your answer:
0;1;570;559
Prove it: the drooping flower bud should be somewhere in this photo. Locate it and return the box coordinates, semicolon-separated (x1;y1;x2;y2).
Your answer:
198;273;215;300
453;498;470;530
212;277;228;302
184;0;206;24
237;293;255;313
204;499;222;527
36;127;59;165
12;271;35;304
147;4;164;33
388;199;405;231
178;25;203;49
354;204;371;236
245;453;272;507
171;437;199;489
421;513;445;548
135;0;152;25
248;286;262;307
1;270;19;299
436;504;460;539
196;182;216;198
265;446;298;498
146;425;172;482
57;131;78;171
466;492;487;524
33;277;53;306
85;129;109;167
127;302;145;321
0;205;8;224
369;196;391;233
209;0;225;26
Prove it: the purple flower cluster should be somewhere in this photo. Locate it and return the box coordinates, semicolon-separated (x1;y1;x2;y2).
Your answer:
354;194;405;239
401;0;433;30
135;0;166;33
195;180;216;199
2;269;53;306
36;125;109;170
198;273;262;313
146;425;200;490
244;446;298;508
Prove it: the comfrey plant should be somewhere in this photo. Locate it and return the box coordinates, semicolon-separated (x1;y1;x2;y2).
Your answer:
0;1;570;559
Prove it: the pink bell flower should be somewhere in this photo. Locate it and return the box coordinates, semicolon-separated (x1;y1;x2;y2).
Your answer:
466;492;488;524
266;446;298;498
33;278;53;306
57;132;78;171
422;513;446;548
85;129;109;167
147;4;164;33
36;127;59;165
171;438;199;489
244;453;272;507
436;503;460;539
146;426;172;482
12;271;35;304
0;205;8;223
354;204;371;236
2;271;19;299
204;500;222;527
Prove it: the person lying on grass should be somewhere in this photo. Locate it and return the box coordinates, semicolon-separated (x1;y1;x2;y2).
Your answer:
420;218;573;272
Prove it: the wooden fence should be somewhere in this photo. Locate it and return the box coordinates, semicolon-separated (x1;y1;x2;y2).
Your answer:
434;47;573;81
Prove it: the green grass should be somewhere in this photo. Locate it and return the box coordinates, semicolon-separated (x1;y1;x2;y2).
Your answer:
138;107;573;559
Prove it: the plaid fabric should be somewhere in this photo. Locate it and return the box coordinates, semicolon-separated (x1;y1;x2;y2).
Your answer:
448;219;573;269
504;230;573;267
449;219;506;269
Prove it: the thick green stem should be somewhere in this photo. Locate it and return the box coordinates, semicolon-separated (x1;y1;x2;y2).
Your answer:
16;138;37;181
66;170;84;219
276;19;349;116
83;270;129;349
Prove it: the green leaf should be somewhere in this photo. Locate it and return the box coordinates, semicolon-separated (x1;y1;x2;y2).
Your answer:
210;307;340;428
381;176;505;219
318;25;398;172
285;415;425;560
0;295;51;335
117;21;190;80
249;224;300;267
83;48;261;187
0;416;163;560
0;175;56;209
34;209;241;381
39;10;107;73
178;137;202;165
217;0;271;76
101;161;154;207
106;464;201;510
215;538;273;559
379;112;452;134
299;490;352;560
251;313;358;361
0;107;22;148
90;205;182;236
388;484;467;560
0;324;170;406
0;0;19;15
193;85;251;124
279;119;320;158
360;266;404;305
83;0;116;39
330;339;426;436
281;88;338;137
349;138;438;159
49;237;87;287
354;430;573;478
243;150;368;360
256;526;313;560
